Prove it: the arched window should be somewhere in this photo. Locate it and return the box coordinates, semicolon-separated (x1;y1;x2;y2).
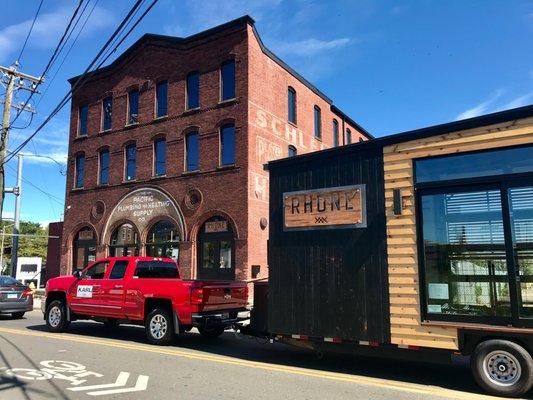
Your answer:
185;131;199;171
314;106;321;139
288;87;296;124
73;227;96;271
197;216;235;280
75;153;85;188
333;119;339;147
220;124;235;166
146;220;180;261
109;223;139;257
346;128;352;144
102;96;112;131
288;145;297;157
154;138;166;176
128;89;139;125
125;144;136;181
99;149;109;185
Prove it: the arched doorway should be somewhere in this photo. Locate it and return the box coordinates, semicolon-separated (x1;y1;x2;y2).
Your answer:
72;227;97;271
109;223;139;256
197;216;235;280
146;220;180;261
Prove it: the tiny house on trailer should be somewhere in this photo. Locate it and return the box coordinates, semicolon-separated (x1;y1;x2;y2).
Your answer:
251;105;533;397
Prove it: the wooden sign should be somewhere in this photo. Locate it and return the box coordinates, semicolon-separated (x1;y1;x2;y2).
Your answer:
283;185;366;230
205;220;228;233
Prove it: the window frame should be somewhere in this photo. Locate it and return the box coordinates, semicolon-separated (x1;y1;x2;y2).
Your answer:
287;86;297;124
185;131;200;172
124;144;137;182
220;124;236;167
78;105;88;137
186;71;200;110
74;153;85;189
101;96;113;132
127;89;139;125
155;80;168;119
288;145;297;157
346;128;352;145
220;60;236;102
109;260;129;280
98;149;110;186
333;119;339;147
313;105;322;139
153;137;166;177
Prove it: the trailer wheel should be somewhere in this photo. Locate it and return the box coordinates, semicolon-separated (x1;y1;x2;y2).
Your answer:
45;300;70;333
198;326;225;338
145;308;174;345
471;339;533;397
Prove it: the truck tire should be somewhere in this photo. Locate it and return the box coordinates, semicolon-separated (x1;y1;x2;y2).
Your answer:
145;308;174;345
11;312;25;319
198;326;225;339
45;300;70;333
471;339;533;397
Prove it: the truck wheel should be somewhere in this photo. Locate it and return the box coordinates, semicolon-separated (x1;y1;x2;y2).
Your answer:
11;312;25;319
145;308;174;345
198;326;225;338
45;300;70;333
471;339;533;397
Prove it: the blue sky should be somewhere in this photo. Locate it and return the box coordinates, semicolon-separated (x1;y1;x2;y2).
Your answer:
0;0;532;225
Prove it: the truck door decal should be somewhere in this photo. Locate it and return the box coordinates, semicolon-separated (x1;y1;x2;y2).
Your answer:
76;285;93;298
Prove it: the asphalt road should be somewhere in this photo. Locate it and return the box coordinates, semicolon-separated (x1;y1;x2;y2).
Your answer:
0;309;530;400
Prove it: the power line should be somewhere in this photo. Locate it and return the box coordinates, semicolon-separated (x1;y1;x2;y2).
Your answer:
5;0;157;164
16;0;45;63
7;164;63;205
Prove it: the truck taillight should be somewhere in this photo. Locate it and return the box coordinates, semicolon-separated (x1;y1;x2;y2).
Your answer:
190;287;204;305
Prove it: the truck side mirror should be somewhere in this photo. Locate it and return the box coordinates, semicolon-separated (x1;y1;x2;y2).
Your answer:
73;270;82;280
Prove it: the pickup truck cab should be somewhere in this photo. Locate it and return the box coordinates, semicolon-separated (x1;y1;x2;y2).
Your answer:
42;257;247;345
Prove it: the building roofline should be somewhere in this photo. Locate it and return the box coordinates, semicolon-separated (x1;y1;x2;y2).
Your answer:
330;105;374;139
267;104;533;169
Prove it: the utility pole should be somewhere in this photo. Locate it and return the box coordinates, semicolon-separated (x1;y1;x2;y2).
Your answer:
11;154;22;278
0;64;41;222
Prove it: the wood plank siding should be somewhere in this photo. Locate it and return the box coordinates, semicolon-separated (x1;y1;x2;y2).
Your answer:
383;116;533;350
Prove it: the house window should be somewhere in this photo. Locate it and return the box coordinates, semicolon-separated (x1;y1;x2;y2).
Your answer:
156;80;168;118
314;106;321;139
154;138;166;176
288;145;297;157
128;90;139;125
102;97;112;131
346;128;352;144
220;60;235;101
99;149;109;185
186;131;199;171
186;71;199;109
75;154;85;188
78;105;88;136
333;119;339;147
220;124;235;166
125;144;136;181
288;87;296;124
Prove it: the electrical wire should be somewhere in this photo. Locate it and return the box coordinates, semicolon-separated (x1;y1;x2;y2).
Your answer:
16;0;45;63
7;164;63;205
5;0;157;165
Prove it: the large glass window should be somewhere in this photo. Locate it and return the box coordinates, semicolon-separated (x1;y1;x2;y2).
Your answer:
83;261;109;280
186;131;199;171
99;149;109;185
154;138;166;176
416;145;533;184
79;105;88;136
73;227;96;271
109;223;139;257
186;71;199;109
156;81;168;118
128;90;139;124
314;106;321;139
197;216;235;280
125;144;136;181
75;154;85;188
146;220;180;261
220;60;235;101
134;261;179;278
102;97;112;131
333;119;339;147
288;87;296;124
220;124;235;166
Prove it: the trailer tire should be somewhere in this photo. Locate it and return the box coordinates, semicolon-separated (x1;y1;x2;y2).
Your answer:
145;308;174;345
45;300;70;333
471;339;533;398
198;326;225;338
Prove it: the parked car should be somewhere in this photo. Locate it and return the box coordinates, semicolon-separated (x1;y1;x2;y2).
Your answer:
0;276;33;319
42;257;248;345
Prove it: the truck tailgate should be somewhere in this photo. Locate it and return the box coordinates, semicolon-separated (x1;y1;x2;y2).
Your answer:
199;282;247;311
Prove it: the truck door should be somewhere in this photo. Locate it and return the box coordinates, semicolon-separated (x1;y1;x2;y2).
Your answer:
98;259;129;318
69;260;110;316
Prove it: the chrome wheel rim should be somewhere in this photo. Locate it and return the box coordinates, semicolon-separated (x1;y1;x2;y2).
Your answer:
48;306;61;328
149;314;168;339
483;350;521;386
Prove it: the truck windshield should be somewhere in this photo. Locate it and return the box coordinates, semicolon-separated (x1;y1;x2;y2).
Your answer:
134;261;179;279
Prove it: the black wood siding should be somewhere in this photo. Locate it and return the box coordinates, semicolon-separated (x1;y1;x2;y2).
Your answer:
268;144;390;343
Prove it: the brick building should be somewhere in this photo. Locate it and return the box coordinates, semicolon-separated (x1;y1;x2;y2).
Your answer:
61;16;371;281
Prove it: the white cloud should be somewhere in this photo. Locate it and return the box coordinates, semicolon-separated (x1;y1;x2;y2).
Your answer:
504;92;533;109
0;5;114;63
456;89;504;120
276;38;351;57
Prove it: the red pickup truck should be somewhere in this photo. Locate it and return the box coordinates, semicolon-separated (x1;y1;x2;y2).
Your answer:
42;257;248;345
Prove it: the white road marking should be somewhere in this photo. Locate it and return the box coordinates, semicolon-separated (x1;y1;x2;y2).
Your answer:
67;371;129;392
87;375;149;396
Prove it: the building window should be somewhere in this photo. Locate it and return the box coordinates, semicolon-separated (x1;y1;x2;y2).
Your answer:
78;105;88;136
154;138;166;176
72;227;96;270
346;128;352;144
197;216;235;281
146;220;180;261
102;97;112;131
288;145;297;157
288;87;296;124
314;106;321;139
185;131;199;171
75;154;85;188
333;119;339;147
109;223;139;257
125;144;136;181
128;89;139;125
186;71;199;109
99;149;109;185
156;80;168;118
359;137;364;143
220;60;235;101
220;124;235;166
